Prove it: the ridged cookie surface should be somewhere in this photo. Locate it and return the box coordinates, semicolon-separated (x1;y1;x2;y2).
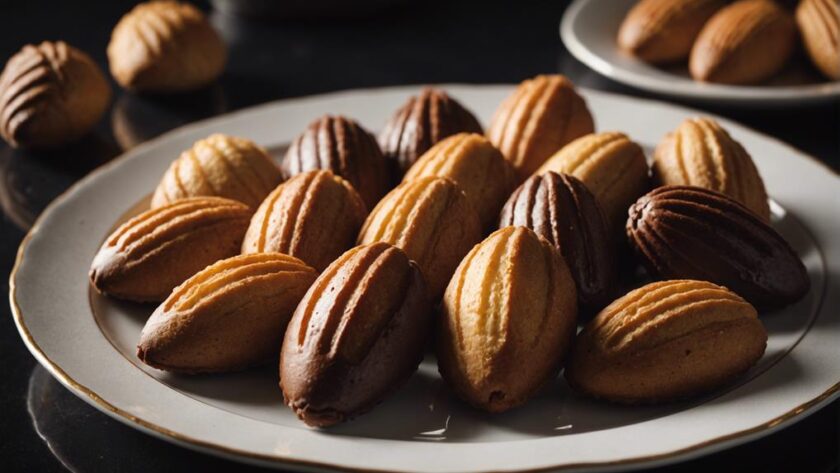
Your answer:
280;243;431;427
242;170;367;271
138;253;317;373
152;134;282;208
437;226;578;412
90;197;250;302
565;280;767;404
487;75;594;179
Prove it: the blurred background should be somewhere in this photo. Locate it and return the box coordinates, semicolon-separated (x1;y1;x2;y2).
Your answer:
0;0;837;472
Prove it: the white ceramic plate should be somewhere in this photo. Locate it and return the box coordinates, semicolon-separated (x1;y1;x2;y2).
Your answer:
560;0;840;105
10;85;840;472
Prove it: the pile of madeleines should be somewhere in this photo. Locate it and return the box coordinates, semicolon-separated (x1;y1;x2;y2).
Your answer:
87;73;811;427
618;0;840;84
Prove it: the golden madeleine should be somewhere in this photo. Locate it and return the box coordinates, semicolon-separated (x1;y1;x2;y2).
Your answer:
565;280;767;404
403;133;516;228
437;226;578;412
138;253;317;373
358;176;482;300
151;134;282;208
242;170;367;271
487;75;594;179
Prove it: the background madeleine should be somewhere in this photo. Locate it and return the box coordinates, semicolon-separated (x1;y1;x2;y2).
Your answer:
89;197;250;302
107;1;226;92
653;117;769;221
627;186;809;311
796;0;840;80
151;134;282;209
689;0;796;84
565;280;767;404
618;0;725;64
138;253;317;374
242;170;367;272
403;133;516;229
280;243;431;427
281;114;390;210
358;176;482;299
0;41;111;149
487;74;594;179
437;226;578;413
538;132;649;236
499;172;615;315
380;88;483;174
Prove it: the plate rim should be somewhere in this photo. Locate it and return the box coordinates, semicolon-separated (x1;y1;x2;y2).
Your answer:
559;0;840;104
9;84;840;472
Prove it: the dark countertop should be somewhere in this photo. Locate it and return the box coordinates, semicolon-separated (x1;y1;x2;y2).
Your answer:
1;1;837;471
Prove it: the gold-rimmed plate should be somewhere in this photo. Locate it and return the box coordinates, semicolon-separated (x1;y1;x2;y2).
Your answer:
10;85;840;472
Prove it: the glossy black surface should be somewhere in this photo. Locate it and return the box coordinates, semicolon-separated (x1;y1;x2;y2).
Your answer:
1;1;838;471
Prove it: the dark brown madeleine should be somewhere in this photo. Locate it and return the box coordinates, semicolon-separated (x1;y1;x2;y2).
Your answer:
281;115;390;209
279;243;431;427
379;88;483;174
499;172;615;314
627;186;809;311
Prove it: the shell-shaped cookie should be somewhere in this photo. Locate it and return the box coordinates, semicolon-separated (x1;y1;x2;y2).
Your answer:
242;170;367;271
151;134;282;208
653;117;769;221
379;88;483;174
689;0;796;84
538;132;649;234
138;253;317;373
89;197;250;302
487;75;594;179
403;133;516;228
357;176;482;299
107;1;226;92
437;226;578;412
617;0;725;63
565;280;767;404
0;41;111;149
280;243;431;427
499;172;615;314
281;115;390;210
627;186;810;311
796;0;840;80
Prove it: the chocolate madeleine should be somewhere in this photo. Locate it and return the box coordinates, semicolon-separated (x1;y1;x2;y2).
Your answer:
566;280;767;404
499;172;615;314
627;186;809;311
138;253;317;373
281;115;390;209
379;88;483;174
90;197;251;302
280;243;431;427
242;170;367;271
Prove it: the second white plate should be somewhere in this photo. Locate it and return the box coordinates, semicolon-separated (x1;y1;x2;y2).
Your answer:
560;0;840;105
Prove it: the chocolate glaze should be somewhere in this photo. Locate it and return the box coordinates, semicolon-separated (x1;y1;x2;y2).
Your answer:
499;172;615;315
281;115;390;210
626;186;810;311
379;88;482;174
279;243;431;427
